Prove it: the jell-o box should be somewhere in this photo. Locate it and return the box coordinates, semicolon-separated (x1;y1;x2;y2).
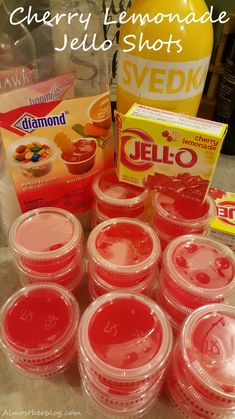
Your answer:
209;188;235;251
116;104;227;204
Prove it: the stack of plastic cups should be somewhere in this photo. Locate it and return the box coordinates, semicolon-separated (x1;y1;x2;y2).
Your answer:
92;169;148;227
78;292;173;417
0;284;80;377
87;218;161;299
156;235;235;335
8;208;84;294
166;304;235;418
151;192;215;250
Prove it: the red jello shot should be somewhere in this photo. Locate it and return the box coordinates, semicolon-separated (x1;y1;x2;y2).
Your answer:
0;284;79;377
166;340;235;419
180;305;235;406
9;207;83;273
92;169;148;225
162;235;235;308
87;218;161;287
17;257;85;294
78;292;173;394
152;192;215;239
88;263;154;300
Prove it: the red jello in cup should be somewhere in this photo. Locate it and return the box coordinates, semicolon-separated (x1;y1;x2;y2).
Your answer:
152;192;215;238
0;284;79;377
78;292;173;392
162;235;235;309
9;207;83;272
92;169;148;223
17;258;85;294
87;218;161;287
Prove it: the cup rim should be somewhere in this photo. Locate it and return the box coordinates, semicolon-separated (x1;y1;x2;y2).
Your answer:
9;207;83;261
87;217;161;275
78;291;173;381
92;168;148;207
0;284;80;359
163;234;235;297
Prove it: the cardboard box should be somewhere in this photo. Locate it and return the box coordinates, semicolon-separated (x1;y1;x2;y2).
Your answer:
209;188;235;251
116;104;227;203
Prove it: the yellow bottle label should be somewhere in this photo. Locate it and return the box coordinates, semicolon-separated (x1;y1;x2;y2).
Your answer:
117;49;210;101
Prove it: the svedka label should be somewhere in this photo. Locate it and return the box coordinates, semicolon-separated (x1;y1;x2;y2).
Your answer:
117;50;210;100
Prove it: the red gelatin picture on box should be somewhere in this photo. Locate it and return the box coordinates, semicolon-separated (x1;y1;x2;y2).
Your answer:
145;172;209;203
61;138;97;175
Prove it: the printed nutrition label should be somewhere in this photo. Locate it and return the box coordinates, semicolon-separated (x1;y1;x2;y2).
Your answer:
128;104;226;136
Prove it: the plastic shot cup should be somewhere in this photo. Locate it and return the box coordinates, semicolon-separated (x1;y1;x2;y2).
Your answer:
166;304;235;418
87;218;161;287
0;284;80;377
78;292;173;395
151;192;215;239
92;168;148;224
9;207;84;273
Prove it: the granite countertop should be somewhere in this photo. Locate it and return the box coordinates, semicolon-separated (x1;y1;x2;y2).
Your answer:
0;154;234;419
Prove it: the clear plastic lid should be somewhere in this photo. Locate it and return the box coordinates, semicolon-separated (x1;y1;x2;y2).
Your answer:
93;168;148;207
163;235;235;298
79;292;173;381
181;304;235;399
87;218;161;275
9;207;83;261
0;284;79;359
152;193;215;226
